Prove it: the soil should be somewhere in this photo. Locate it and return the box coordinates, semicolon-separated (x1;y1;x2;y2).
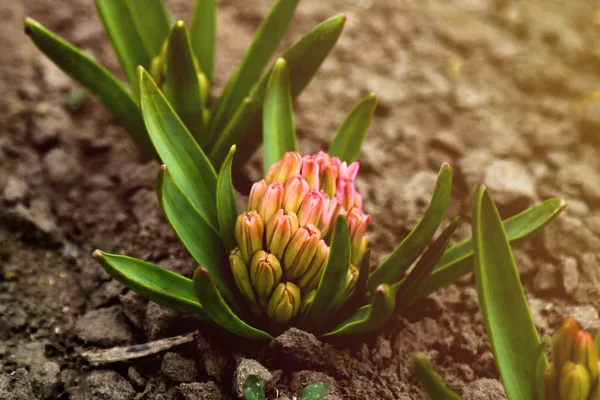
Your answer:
2;0;600;399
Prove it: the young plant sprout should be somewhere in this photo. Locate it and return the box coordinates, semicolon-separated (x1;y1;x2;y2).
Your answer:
243;375;329;400
91;57;565;339
25;0;344;170
412;186;577;400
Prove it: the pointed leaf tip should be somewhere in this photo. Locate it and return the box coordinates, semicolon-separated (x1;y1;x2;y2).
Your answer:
92;249;103;259
176;20;185;29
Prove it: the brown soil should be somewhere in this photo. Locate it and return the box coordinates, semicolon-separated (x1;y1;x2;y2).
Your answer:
2;0;600;399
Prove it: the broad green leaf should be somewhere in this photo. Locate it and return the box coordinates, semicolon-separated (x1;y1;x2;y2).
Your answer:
216;146;239;252
129;0;170;56
139;68;219;230
193;267;272;340
473;186;546;400
411;354;464;400
24;19;156;160
209;0;301;139
328;93;377;163
413;198;566;300
190;0;217;82
243;375;265;400
300;216;351;332
162;21;207;147
156;166;235;306
92;250;209;320
263;59;297;174
322;284;395;337
96;0;153;91
300;382;330;400
209;14;345;168
393;218;460;311
366;163;452;293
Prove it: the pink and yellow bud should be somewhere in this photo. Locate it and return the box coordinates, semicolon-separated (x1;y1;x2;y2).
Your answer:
230;249;260;314
559;362;590;400
337;178;361;210
257;182;284;225
574;331;600;382
347;207;371;264
265;152;302;184
284;224;322;281
249;250;283;308
553;317;583;368
296;190;337;235
297;239;329;291
301;158;320;190
235;211;264;264
266;210;300;260
267;282;301;324
282;175;310;214
248;179;267;211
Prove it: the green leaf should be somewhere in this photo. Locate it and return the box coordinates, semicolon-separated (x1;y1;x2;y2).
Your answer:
129;0;170;56
263;59;297;174
322;283;395;337
243;375;265;400
216;146;239;253
411;354;464;400
473;186;546;400
413;198;566;300
300;382;330;400
328;93;377;163
139;68;219;230
366;163;452;293
24;18;157;160
190;0;217;82
193;267;272;340
596;331;600;355
209;14;345;169
334;249;371;322
92;250;209;320
156;166;235;306
300;215;351;332
96;0;153;91
394;217;460;311
162;21;207;147
209;0;301;139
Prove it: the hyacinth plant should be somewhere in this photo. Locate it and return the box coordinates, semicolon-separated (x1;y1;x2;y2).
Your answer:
90;53;565;339
411;187;595;400
24;0;344;170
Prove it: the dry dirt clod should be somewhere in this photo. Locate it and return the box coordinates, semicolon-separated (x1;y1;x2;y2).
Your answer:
483;159;536;212
560;256;579;295
462;378;508;400
30;362;60;399
76;370;135;400
161;352;198;383
177;381;223;400
3;176;29;203
0;369;35;400
75;305;135;347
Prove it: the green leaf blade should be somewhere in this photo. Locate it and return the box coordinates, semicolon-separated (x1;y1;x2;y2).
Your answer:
24;18;156;160
411;354;464;400
473;186;546;400
139;68;219;229
190;0;217;82
300;382;330;400
95;0;153;90
129;0;170;56
92;250;209;320
163;21;207;147
193;268;272;340
263;59;297;174
209;0;301;138
414;198;566;299
328;93;377;163
367;163;452;292
216;146;239;253
243;375;266;400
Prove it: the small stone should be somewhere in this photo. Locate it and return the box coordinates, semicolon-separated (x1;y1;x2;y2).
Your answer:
43;148;81;185
528;297;553;332
76;306;135;347
9;341;48;368
567;305;600;331
462;378;507;400
7;199;61;244
458;150;492;189
119;291;146;329
80;370;135;400
533;263;558;293
127;366;146;388
560;256;579;295
3;176;29;202
177;382;223;400
144;302;179;340
513;249;536;275
161;352;197;383
557;164;600;205
233;359;273;398
579;252;600;284
30;362;60;399
0;369;35;400
60;369;79;389
88;280;125;310
30;105;70;147
483;160;536;210
372;337;393;364
544;215;600;259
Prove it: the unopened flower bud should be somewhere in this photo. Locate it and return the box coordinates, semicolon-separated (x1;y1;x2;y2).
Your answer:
347;207;371;265
297;190;327;228
284;224;321;281
257;182;284;225
560;362;590;400
282;175;310;214
574;331;600;382
553;318;582;368
300;289;316;314
266;210;299;259
301;159;320;190
320;164;337;198
230;249;260;314
267;282;301;324
248;179;267;211
297;239;329;291
337;178;360;210
340;264;359;302
235;211;264;264
545;365;559;400
249;250;282;307
266;152;302;184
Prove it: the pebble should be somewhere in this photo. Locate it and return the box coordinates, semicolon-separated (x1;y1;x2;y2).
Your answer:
161;352;197;383
483;160;536;209
30;362;60;399
3;176;29;202
79;370;135;400
43;148;80;185
532;263;558;293
75;306;135;347
462;378;507;400
567;305;600;331
560;256;579;295
177;382;223;400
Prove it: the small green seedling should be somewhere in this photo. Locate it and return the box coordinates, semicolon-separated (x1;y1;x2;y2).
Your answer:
243;374;330;400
